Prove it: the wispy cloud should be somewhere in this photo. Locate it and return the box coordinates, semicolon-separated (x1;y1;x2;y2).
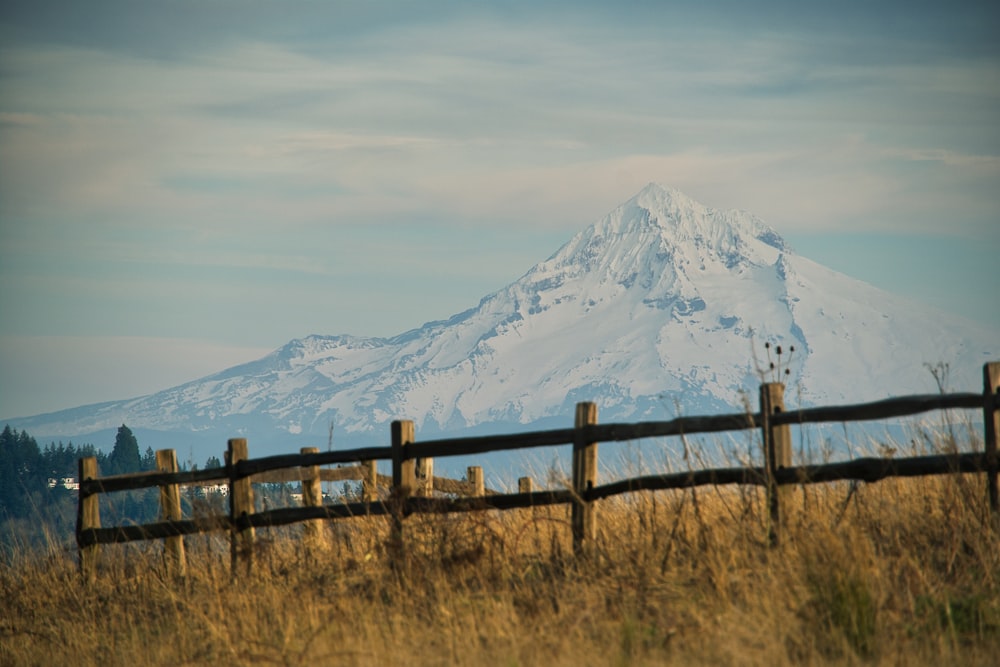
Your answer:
1;1;998;420
4;12;997;235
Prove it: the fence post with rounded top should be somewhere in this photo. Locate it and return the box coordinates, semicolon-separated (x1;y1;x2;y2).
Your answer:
156;449;186;578
227;438;255;577
760;383;791;546
572;402;598;555
467;466;484;497
518;477;533;494
390;420;415;564
77;456;100;583
984;362;1000;518
300;446;325;556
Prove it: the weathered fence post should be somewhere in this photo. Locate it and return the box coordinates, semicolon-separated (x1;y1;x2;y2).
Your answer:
984;362;1000;517
300;446;324;555
467;466;484;497
572;401;599;555
760;382;792;546
361;460;378;503
156;449;186;578
415;456;434;497
77;456;100;583
518;476;534;494
390;420;416;562
227;438;255;577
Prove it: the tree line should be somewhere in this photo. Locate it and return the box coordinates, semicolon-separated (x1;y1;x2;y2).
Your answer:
1;423;313;557
0;423;225;556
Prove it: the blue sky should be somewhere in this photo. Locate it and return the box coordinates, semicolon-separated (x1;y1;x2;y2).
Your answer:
1;1;998;418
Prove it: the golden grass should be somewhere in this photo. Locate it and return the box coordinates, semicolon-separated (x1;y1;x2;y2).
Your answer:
2;473;999;666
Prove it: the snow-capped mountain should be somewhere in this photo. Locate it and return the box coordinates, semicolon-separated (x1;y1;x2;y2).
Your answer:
8;184;998;455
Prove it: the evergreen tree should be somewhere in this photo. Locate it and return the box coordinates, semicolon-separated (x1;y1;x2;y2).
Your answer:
0;425;42;517
108;425;141;475
0;428;113;553
0;425;20;516
141;447;156;471
42;441;74;479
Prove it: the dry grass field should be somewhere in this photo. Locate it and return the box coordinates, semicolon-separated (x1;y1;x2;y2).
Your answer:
3;467;999;666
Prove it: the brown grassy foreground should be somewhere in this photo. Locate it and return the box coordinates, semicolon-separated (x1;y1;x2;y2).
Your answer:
2;473;999;666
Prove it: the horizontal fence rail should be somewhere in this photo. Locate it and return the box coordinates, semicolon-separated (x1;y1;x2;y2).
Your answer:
75;361;1000;582
232;446;394;479
76;452;990;548
768;392;987;426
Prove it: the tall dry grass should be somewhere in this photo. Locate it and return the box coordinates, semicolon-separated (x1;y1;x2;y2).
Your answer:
2;465;999;665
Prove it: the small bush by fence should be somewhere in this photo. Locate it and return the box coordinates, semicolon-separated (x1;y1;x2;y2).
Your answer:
76;362;1000;581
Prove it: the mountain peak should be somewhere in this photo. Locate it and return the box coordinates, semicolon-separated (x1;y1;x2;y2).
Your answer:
629;182;706;215
621;183;785;250
537;184;788;288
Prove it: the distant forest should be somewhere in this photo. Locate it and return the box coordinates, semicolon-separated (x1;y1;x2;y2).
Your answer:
0;424;226;556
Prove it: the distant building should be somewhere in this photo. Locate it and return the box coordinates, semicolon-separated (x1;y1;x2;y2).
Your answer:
47;477;79;491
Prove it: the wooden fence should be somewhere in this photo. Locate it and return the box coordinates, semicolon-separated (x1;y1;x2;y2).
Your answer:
77;362;1000;581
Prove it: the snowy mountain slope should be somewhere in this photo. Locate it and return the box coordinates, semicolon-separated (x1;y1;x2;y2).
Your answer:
8;184;998;453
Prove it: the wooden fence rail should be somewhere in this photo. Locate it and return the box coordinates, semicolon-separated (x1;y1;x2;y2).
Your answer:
76;361;1000;581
